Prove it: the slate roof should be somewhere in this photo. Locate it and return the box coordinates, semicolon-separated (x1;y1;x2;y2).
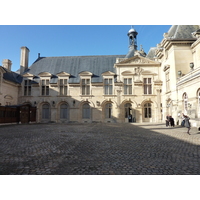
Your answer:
146;47;157;60
1;67;23;84
125;46;135;58
167;25;199;40
25;55;125;83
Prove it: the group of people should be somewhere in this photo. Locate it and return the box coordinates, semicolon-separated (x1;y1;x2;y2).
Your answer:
166;113;191;135
166;115;175;127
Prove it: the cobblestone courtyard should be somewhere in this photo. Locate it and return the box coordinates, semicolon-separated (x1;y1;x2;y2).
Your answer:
0;123;200;175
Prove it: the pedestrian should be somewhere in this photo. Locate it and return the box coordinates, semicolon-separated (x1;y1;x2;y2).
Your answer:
166;115;170;127
169;116;175;127
182;113;191;135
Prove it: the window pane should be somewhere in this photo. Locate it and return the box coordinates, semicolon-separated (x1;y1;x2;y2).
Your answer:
64;79;67;85
60;86;63;95
46;86;49;95
64;86;67;95
28;86;31;96
42;86;45;95
42;104;49;119
60;104;68;119
82;104;90;119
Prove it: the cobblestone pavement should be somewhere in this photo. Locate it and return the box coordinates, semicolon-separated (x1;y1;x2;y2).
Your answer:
0;123;200;175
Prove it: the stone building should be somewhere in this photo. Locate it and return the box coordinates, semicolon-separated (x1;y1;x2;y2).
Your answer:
1;25;200;126
0;59;22;106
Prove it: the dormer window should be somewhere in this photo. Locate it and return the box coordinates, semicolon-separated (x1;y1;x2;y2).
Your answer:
41;79;49;96
38;72;51;96
79;71;92;96
81;78;90;95
102;71;115;95
124;78;132;95
104;78;113;95
24;79;31;96
143;78;152;94
59;79;68;96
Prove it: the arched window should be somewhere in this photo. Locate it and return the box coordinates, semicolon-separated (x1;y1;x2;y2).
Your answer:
183;93;188;112
124;103;132;118
105;103;112;118
42;104;50;119
60;104;68;119
82;103;90;119
144;103;152;118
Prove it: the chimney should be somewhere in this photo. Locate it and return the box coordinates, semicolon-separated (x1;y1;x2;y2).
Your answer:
20;46;30;74
2;59;12;71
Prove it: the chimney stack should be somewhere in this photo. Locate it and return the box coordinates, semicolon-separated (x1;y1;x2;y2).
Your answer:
20;46;30;74
2;59;12;71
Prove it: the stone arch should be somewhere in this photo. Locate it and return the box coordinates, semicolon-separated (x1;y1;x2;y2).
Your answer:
38;101;51;123
57;101;70;123
140;99;158;123
120;100;137;123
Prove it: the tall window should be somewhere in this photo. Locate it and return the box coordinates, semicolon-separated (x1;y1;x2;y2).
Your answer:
105;103;112;118
82;103;90;119
144;103;152;118
144;78;152;94
124;78;132;95
183;93;188;112
24;80;31;96
166;71;170;92
42;104;50;119
41;79;49;96
124;103;132;118
104;78;113;95
59;79;68;96
81;79;90;95
60;104;68;119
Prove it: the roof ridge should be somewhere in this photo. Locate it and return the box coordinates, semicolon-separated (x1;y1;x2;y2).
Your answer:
42;55;126;59
173;25;180;38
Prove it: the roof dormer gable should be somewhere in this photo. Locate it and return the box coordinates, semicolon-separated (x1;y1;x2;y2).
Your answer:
117;55;160;66
38;72;52;77
57;71;71;77
79;71;93;76
102;71;115;76
23;72;34;77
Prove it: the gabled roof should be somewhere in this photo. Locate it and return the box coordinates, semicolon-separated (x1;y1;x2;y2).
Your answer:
25;55;125;83
1;67;23;84
146;47;157;60
167;25;199;40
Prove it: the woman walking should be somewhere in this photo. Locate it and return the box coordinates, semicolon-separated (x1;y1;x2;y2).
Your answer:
182;113;191;135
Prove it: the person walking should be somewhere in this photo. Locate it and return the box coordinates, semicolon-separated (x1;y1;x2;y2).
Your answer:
169;116;175;127
182;113;191;135
166;115;170;127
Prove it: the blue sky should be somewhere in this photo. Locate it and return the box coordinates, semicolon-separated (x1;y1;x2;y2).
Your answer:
0;25;171;72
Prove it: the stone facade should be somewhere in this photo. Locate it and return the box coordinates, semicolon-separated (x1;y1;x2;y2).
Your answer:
1;25;200;126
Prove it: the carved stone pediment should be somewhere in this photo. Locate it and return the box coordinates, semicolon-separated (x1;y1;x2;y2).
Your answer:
4;95;13;100
57;71;70;77
154;79;163;86
118;55;159;65
121;70;134;76
79;71;93;76
102;71;115;76
23;72;34;77
38;72;52;77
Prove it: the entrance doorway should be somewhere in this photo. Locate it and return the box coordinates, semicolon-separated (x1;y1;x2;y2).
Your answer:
143;103;152;122
124;103;134;123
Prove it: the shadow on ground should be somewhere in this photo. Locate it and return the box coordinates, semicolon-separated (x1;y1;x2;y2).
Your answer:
0;123;200;175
